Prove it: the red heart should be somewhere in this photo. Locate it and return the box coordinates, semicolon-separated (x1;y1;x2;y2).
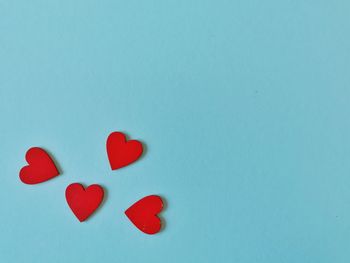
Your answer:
106;131;143;170
65;183;104;222
125;195;164;235
19;147;60;185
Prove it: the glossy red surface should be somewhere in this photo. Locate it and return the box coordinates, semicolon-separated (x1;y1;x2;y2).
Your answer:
65;183;104;222
125;195;163;235
106;131;143;170
19;147;60;184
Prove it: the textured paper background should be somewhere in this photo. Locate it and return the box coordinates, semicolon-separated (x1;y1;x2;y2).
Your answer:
1;1;350;262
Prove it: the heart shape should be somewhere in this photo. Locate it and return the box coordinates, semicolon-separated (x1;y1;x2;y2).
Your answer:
125;195;163;235
65;183;104;222
106;131;143;170
19;147;60;184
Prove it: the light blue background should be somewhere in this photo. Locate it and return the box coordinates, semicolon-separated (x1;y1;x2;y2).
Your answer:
1;0;350;262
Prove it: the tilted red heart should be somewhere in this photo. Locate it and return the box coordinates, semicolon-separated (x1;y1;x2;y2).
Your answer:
19;147;60;184
65;183;104;222
106;131;143;170
125;195;163;235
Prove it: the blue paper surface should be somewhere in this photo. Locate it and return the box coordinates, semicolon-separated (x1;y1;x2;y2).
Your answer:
1;0;350;262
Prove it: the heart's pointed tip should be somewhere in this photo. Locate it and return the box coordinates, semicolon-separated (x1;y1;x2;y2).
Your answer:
77;217;86;222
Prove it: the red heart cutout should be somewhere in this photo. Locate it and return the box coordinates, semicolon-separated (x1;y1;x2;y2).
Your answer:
65;183;104;222
19;147;60;185
125;195;164;235
106;131;143;170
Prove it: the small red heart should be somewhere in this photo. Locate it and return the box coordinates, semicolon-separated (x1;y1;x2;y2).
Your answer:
19;147;60;185
106;131;143;170
125;195;164;235
65;183;104;222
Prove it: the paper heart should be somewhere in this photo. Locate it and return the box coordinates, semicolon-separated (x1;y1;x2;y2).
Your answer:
65;183;104;222
106;131;143;170
19;147;60;184
125;195;163;235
